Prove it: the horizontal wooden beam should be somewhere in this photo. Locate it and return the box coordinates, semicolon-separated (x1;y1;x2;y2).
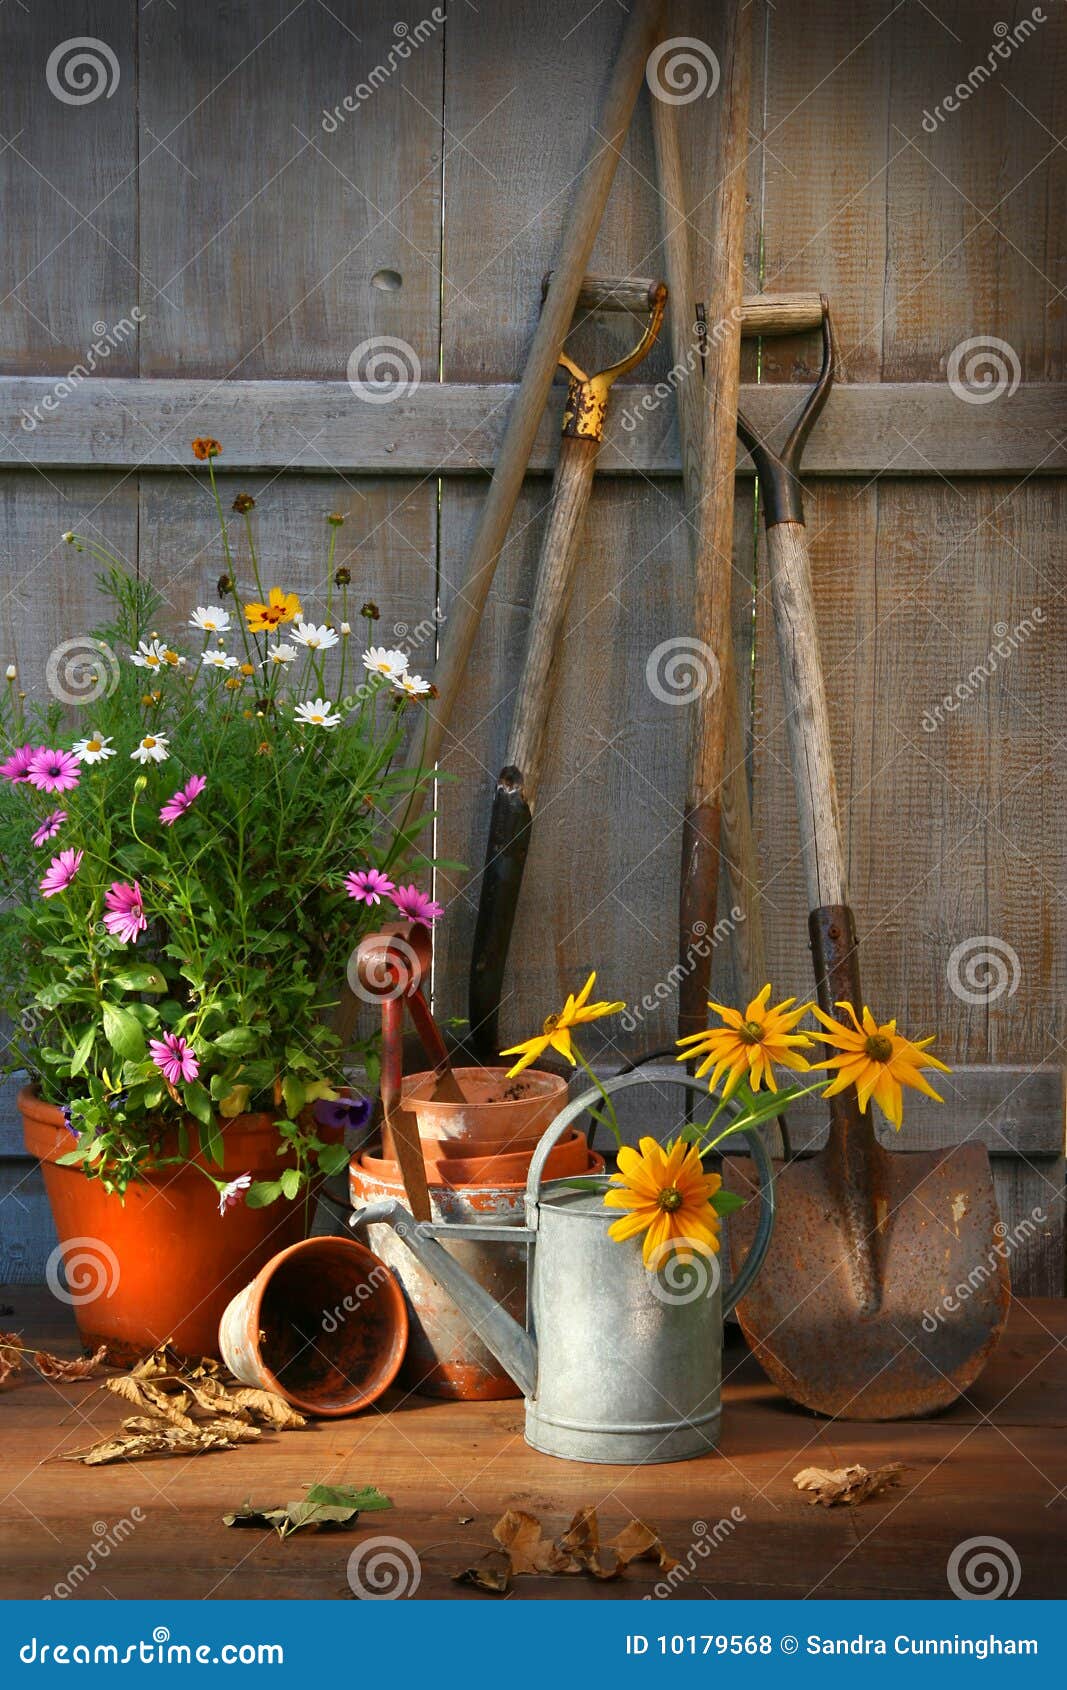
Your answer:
1;377;1064;478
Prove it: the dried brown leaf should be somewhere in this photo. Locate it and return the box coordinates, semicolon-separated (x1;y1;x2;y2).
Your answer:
32;1344;108;1381
608;1518;679;1572
61;1415;261;1466
105;1374;197;1428
492;1509;571;1576
454;1550;512;1594
219;1386;306;1430
558;1505;620;1579
793;1462;906;1507
0;1336;23;1386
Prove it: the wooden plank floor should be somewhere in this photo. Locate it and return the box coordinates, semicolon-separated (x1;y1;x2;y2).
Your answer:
2;1289;1065;1601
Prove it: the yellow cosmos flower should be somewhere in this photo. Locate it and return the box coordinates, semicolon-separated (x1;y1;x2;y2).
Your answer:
676;983;815;1099
244;587;302;633
605;1137;722;1266
500;971;624;1077
812;1001;951;1129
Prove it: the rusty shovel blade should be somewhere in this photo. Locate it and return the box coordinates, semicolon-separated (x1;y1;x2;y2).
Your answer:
724;1139;1009;1420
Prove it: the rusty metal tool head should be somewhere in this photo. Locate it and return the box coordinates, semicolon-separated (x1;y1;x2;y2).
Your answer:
725;301;1009;1419
354;920;466;1222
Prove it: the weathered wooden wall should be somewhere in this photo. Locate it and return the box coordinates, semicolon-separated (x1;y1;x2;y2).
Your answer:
0;1;1063;1287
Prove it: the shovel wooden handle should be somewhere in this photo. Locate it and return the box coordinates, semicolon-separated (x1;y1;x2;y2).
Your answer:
764;519;849;911
565;274;823;336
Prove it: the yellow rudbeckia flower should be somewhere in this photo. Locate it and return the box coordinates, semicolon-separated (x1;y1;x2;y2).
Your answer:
244;587;303;633
605;1136;722;1266
676;983;815;1099
500;971;624;1077
812;1001;951;1130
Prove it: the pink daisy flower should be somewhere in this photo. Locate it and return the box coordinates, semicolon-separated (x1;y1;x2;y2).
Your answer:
391;883;444;926
103;881;147;945
31;810;67;848
26;748;80;794
159;774;207;826
218;1173;251;1216
39;848;83;898
149;1032;199;1086
0;744;42;784
345;867;396;906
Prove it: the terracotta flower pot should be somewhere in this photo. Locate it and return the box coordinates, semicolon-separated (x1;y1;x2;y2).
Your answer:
218;1237;408;1417
20;1086;321;1364
365;1124;594;1188
350;1140;604;1400
393;1065;568;1152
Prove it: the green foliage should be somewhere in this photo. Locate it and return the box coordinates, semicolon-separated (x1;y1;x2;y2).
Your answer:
0;516;435;1204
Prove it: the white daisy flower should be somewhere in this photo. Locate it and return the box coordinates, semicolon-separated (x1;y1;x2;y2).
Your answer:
362;645;409;680
72;731;116;765
293;621;339;651
129;639;168;670
202;649;240;670
340;621;352;637
294;698;341;730
130;733;170;764
189;605;231;634
265;644;297;666
396;672;432;698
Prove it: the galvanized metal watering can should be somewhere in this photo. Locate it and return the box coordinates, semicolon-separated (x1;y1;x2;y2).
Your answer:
351;1071;775;1464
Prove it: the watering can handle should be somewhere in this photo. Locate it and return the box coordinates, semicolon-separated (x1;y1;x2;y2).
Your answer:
524;1070;775;1317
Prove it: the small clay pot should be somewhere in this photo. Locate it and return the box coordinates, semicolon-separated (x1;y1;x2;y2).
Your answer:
398;1065;568;1149
218;1237;408;1416
367;1124;594;1188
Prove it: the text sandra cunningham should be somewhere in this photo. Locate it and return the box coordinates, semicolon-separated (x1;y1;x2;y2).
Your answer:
805;1636;1037;1658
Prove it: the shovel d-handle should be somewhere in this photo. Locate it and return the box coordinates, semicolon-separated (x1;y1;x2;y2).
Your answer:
525;1070;776;1317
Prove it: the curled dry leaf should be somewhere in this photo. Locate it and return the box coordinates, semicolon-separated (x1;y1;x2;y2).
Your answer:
62;1416;261;1466
793;1462;906;1507
0;1333;22;1386
224;1483;392;1540
31;1344;108;1381
455;1505;677;1595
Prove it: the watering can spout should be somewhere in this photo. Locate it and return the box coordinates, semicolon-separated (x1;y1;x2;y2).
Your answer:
351;1198;539;1400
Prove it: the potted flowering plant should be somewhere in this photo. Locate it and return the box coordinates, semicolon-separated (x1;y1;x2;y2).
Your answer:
0;440;443;1358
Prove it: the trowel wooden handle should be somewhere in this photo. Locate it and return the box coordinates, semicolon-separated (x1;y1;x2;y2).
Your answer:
765;519;849;911
505;432;598;806
561;274;822;338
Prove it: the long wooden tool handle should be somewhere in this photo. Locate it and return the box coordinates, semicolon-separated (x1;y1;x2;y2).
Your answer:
571;274;823;336
505;435;598;801
651;88;768;1007
764;519;848;911
379;996;431;1223
421;0;665;778
677;0;754;1042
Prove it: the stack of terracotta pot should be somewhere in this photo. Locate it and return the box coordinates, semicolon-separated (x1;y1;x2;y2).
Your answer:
350;1065;603;1401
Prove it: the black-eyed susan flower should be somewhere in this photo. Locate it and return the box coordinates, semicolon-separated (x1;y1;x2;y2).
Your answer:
676;983;815;1099
605;1137;722;1265
500;971;625;1077
812;1002;951;1129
